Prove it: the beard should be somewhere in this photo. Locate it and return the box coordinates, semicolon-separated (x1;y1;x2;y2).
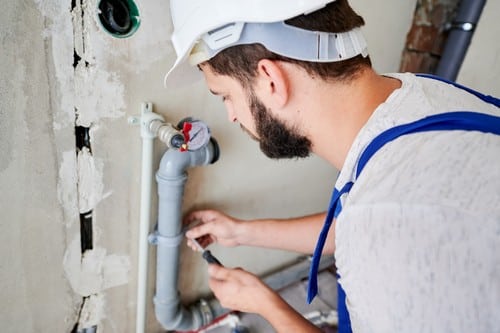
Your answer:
247;91;312;159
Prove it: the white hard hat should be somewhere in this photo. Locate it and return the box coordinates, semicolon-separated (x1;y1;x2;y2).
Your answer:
164;0;368;87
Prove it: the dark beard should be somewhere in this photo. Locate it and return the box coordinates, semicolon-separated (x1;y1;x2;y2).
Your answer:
248;92;311;159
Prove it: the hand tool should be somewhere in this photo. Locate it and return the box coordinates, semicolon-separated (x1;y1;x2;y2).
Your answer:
190;238;223;266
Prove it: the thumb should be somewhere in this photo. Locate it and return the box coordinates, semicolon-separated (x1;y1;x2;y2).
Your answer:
185;222;214;240
207;264;232;281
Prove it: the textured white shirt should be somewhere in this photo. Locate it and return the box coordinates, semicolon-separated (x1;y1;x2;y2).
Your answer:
334;73;500;333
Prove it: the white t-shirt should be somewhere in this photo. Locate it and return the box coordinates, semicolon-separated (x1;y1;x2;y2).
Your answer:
334;73;500;333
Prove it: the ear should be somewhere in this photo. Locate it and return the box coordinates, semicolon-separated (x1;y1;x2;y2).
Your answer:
255;59;290;108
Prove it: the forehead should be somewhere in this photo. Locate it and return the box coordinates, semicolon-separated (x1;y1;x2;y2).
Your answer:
200;63;244;93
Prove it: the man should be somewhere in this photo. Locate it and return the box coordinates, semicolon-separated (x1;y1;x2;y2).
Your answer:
164;0;500;332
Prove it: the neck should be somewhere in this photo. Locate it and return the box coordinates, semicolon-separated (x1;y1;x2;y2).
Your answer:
301;69;401;170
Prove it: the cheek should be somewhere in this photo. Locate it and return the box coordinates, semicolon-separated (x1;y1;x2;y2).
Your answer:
228;100;255;127
239;107;258;134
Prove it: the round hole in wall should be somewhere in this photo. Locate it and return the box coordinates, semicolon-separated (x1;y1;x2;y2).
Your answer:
97;0;140;38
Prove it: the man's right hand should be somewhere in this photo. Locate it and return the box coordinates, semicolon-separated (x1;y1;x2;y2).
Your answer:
184;209;244;250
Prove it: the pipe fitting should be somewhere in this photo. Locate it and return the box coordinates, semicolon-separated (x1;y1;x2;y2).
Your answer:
157;139;218;180
149;119;186;150
153;296;206;331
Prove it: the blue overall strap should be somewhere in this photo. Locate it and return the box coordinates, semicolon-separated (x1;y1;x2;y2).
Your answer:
356;111;500;178
416;73;500;107
307;111;500;333
307;181;353;304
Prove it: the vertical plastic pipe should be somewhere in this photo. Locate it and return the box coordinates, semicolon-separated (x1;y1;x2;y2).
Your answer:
152;141;220;331
135;103;156;333
435;0;486;81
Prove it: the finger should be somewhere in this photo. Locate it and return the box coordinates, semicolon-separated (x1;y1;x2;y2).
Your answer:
197;234;214;248
183;210;219;225
185;222;216;240
186;239;201;252
207;264;232;281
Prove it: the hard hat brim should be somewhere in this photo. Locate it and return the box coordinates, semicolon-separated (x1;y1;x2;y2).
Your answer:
164;0;338;88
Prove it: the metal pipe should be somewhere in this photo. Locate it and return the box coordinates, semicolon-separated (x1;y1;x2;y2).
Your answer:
435;0;487;81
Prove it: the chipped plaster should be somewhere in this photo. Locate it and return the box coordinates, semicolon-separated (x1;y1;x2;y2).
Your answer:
63;236;130;297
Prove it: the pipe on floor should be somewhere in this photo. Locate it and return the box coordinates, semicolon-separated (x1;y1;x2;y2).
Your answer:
435;0;487;81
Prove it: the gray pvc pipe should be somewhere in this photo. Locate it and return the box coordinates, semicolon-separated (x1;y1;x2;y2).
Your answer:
152;139;224;331
435;0;486;81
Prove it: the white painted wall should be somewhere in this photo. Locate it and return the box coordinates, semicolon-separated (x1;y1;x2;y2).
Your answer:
1;0;498;332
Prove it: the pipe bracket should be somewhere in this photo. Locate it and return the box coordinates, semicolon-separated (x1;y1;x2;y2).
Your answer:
445;22;476;32
148;231;184;247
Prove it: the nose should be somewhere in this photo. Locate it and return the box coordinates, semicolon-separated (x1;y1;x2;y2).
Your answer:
226;107;237;123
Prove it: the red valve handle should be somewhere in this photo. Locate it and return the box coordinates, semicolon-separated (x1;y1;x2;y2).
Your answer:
180;122;192;152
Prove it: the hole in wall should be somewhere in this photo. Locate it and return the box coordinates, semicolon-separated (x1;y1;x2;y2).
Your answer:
73;51;81;69
97;0;140;38
75;126;92;153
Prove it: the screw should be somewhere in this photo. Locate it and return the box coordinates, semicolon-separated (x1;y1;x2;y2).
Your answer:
128;116;140;125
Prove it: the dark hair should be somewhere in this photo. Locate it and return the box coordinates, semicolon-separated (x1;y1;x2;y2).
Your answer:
206;0;372;87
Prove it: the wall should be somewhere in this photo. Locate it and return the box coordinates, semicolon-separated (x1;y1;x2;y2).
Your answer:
458;0;500;96
0;1;77;332
399;0;460;74
1;0;497;332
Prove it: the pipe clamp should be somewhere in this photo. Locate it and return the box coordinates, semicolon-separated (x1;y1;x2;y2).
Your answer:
446;22;476;32
148;231;184;247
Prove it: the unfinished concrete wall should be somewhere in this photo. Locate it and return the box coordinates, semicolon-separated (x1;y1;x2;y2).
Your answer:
1;0;498;332
0;1;78;332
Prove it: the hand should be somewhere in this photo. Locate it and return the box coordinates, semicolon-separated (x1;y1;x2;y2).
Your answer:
207;264;279;314
184;210;243;251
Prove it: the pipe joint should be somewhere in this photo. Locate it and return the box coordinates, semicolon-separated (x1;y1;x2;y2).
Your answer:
149;119;186;150
157;140;217;179
153;296;207;331
139;103;164;140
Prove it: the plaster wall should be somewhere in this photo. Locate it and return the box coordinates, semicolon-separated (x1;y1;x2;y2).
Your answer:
1;0;497;332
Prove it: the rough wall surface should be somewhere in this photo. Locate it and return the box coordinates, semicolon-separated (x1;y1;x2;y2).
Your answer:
0;0;77;331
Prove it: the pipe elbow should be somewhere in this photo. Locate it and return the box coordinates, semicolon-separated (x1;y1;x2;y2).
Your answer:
157;140;219;180
154;297;208;331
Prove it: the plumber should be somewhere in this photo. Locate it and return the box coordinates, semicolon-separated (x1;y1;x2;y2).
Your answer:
163;0;500;332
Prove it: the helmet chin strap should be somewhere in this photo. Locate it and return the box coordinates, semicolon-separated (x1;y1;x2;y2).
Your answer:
189;21;368;66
